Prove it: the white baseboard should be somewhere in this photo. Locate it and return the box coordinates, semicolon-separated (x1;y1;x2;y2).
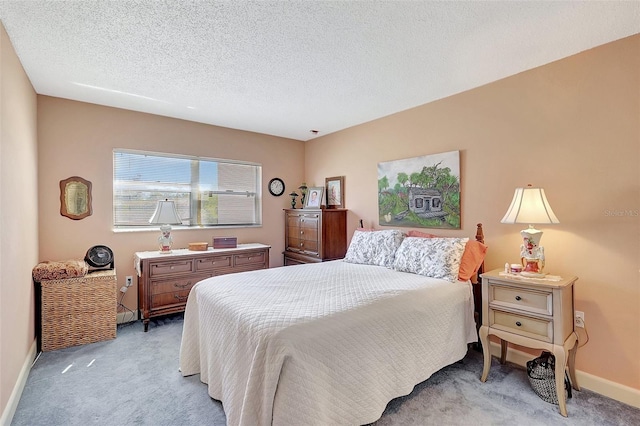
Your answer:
117;309;139;324
489;342;640;409
0;339;37;426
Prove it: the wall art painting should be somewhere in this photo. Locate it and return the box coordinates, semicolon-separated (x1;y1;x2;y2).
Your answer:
378;150;460;229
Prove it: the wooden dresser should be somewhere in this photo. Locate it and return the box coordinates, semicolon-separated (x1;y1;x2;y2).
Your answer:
284;208;347;265
135;243;270;331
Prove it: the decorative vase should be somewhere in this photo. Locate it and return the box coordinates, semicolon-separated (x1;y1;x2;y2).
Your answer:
299;183;308;207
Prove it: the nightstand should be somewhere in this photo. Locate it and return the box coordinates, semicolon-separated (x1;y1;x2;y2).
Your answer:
479;269;580;417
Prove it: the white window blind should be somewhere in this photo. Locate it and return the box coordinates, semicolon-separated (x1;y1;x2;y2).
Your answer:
113;149;262;229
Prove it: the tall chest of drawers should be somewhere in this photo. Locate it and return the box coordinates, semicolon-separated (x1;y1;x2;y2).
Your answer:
283;208;347;265
135;243;270;331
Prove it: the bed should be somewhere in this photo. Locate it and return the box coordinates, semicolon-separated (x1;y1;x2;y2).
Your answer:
179;224;486;426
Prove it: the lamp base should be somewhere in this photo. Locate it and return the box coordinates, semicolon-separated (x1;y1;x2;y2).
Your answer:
158;224;174;254
521;256;545;275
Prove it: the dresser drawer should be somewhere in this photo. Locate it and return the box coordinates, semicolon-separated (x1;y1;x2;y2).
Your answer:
490;284;552;316
150;274;210;295
300;240;319;255
234;251;266;267
299;227;318;241
195;255;233;271
287;236;318;252
490;309;553;343
150;259;193;277
151;289;191;310
286;236;301;252
300;215;319;229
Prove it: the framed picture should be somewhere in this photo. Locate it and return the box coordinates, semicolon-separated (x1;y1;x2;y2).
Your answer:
377;150;460;229
304;186;324;209
325;176;344;209
59;176;92;220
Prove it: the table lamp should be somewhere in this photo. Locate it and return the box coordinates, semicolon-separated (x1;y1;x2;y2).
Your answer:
289;191;298;209
149;199;182;253
501;185;559;276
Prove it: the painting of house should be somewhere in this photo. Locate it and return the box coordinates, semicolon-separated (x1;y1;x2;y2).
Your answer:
378;150;460;229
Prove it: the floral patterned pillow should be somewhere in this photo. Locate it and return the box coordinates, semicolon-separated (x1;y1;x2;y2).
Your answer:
392;237;469;282
344;229;405;268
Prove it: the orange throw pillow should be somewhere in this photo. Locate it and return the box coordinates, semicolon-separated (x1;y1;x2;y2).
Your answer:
458;240;488;281
406;230;439;238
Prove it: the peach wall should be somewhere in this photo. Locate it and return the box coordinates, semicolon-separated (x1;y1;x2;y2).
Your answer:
0;23;38;417
305;35;640;390
37;97;304;318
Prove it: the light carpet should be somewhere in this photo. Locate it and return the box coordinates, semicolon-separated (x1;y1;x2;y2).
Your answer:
11;314;640;425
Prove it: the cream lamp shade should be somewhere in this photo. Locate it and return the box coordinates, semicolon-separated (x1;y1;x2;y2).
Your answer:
501;185;559;276
501;186;559;225
149;199;182;253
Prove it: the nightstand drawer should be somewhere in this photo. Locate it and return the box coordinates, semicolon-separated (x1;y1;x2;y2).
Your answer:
490;309;553;343
150;259;193;276
491;285;552;315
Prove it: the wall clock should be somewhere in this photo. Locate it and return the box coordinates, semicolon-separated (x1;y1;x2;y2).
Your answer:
268;178;285;196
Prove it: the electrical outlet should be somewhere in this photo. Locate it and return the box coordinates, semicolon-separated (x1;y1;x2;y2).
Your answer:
575;311;585;328
125;276;133;287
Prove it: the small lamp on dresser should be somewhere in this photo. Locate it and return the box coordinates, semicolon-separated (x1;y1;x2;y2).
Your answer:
289;191;299;209
149;199;182;253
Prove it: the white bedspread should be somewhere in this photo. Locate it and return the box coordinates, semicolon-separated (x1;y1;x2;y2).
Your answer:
180;260;477;426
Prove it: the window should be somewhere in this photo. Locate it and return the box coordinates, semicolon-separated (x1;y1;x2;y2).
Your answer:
113;149;262;229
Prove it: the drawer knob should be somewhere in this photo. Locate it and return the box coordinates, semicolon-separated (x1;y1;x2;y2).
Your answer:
174;295;188;301
515;321;522;327
515;296;522;301
174;282;191;288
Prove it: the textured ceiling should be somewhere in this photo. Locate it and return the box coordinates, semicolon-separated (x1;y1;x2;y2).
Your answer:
0;1;638;141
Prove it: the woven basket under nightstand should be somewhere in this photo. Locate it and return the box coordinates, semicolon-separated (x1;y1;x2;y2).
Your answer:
39;269;117;351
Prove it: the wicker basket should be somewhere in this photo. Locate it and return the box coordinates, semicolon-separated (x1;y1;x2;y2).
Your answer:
526;351;572;405
40;269;117;351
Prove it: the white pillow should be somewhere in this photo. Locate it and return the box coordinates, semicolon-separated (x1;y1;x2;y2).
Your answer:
392;237;469;282
343;229;405;268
